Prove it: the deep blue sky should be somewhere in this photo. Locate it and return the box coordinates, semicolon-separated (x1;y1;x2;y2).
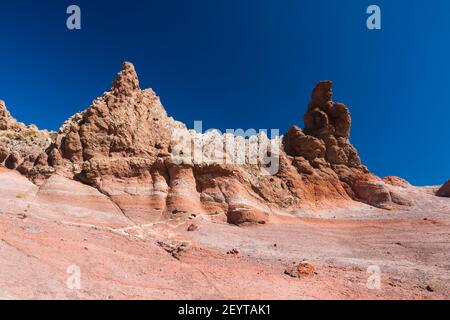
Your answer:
0;1;448;185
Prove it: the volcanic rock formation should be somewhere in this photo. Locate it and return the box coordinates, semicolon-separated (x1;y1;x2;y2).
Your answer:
283;80;412;210
0;62;416;225
437;180;450;197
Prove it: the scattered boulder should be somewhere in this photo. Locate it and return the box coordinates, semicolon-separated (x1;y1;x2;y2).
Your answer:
34;152;49;167
227;249;240;256
353;180;393;210
0;100;17;130
111;61;141;96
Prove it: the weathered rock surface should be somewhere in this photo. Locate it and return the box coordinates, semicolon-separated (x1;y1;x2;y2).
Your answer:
285;261;316;278
0;100;19;130
0;101;54;180
302;81;360;167
0;63;449;300
437;180;450;197
282;81;413;210
383;176;411;188
0;62;423;225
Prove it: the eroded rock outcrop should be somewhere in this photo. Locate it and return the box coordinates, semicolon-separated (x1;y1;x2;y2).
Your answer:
53;62;185;176
283;80;411;210
0;63;418;225
302;81;360;167
0;101;54;181
0;100;19;131
437;180;450;197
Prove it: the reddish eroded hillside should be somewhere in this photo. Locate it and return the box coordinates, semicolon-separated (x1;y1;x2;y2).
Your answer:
0;166;449;299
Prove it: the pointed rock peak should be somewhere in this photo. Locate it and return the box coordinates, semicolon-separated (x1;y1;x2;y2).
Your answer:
111;61;140;95
310;80;333;108
304;81;352;138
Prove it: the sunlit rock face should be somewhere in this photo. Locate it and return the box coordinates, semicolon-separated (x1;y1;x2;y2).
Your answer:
437;180;450;197
0;62;418;224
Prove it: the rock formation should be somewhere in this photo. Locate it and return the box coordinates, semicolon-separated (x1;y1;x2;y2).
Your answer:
437;180;450;197
0;62;418;225
283;80;412;210
0;100;54;182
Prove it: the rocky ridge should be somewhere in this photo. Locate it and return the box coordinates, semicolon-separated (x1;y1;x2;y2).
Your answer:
0;62;443;225
437;180;450;197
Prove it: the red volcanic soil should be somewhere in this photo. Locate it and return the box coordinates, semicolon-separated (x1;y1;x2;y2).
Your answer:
0;167;448;300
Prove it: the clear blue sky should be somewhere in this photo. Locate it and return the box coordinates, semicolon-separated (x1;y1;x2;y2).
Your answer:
0;0;448;185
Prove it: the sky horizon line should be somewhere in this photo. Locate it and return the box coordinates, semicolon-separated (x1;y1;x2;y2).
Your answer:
1;1;448;186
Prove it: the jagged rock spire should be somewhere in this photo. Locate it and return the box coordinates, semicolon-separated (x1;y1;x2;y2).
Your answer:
304;81;351;140
285;80;361;168
309;80;333;110
437;180;450;197
55;61;183;165
1;100;10;129
111;61;140;95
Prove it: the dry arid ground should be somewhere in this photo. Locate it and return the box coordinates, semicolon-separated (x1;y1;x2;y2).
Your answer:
0;167;449;300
